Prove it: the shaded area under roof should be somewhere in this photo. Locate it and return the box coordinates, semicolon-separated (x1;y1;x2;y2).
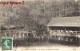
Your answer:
47;16;80;27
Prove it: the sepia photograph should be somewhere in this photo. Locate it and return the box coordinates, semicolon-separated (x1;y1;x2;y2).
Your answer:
0;0;80;51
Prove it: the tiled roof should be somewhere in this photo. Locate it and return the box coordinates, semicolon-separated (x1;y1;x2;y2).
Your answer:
47;16;80;27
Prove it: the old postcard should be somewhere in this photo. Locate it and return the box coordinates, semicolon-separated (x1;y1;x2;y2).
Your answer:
0;0;80;51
